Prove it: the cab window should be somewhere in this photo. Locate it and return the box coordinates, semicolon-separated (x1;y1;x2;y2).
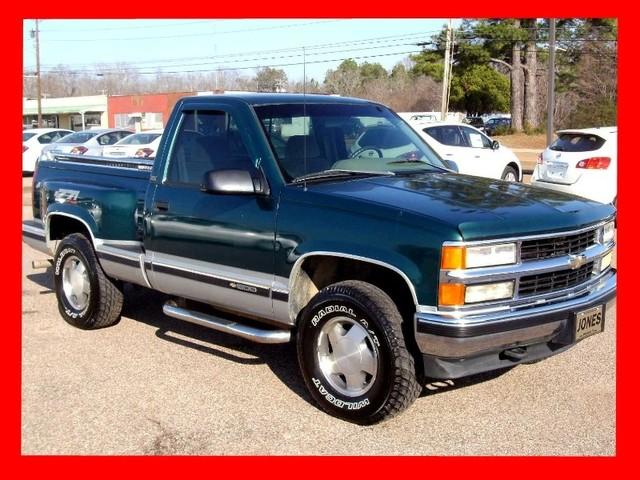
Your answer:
165;110;254;186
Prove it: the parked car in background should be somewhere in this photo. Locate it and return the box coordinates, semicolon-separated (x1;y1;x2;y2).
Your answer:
483;117;512;136
531;127;617;205
411;122;522;181
103;130;163;159
463;116;485;129
40;129;133;161
23;128;73;173
409;113;438;123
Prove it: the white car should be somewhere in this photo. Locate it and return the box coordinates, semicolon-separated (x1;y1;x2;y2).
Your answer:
40;128;133;160
411;122;523;181
531;127;617;205
23;128;73;173
103;130;163;159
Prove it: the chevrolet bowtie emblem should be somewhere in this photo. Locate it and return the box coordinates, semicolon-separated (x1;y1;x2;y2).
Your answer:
568;254;587;270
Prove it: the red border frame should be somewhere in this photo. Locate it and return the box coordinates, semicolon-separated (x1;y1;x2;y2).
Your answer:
8;4;631;476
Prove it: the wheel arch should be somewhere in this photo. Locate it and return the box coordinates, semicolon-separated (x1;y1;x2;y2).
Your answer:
287;252;419;325
46;211;98;253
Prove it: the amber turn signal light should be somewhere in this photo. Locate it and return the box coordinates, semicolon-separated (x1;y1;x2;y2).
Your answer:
438;283;466;306
441;246;465;270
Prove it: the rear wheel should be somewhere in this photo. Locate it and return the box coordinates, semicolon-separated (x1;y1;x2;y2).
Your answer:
53;233;123;329
297;280;421;424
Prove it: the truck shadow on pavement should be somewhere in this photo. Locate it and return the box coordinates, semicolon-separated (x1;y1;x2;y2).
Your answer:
25;271;514;408
120;285;314;405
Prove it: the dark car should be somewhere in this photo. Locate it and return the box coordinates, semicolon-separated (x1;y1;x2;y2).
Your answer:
464;116;485;129
483;117;512;136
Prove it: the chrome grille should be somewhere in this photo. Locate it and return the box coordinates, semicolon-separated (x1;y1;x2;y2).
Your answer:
518;262;594;297
520;230;597;261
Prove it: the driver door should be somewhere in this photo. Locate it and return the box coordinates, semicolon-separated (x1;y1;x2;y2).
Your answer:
145;105;278;320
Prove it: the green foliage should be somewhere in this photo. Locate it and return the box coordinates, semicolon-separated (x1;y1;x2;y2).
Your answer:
450;65;510;115
359;62;388;82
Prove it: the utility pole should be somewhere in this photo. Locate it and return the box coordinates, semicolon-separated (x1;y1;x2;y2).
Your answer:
546;19;556;146
32;20;43;128
440;19;452;121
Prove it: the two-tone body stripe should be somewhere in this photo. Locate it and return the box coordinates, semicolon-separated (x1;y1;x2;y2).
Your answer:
96;250;141;268
151;263;272;298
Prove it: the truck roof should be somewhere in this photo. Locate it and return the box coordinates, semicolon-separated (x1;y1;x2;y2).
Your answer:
181;92;376;107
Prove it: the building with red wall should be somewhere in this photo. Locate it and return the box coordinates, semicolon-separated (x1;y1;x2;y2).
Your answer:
107;92;195;131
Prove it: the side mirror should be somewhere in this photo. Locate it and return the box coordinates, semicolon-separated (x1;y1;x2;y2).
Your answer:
491;140;500;150
201;169;269;195
442;159;459;173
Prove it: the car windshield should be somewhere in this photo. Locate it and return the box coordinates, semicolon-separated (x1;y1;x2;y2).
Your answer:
253;102;446;182
58;131;99;144
550;133;606;152
23;132;37;141
117;133;162;145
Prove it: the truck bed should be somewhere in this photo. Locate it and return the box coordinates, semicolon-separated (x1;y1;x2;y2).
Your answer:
32;154;154;243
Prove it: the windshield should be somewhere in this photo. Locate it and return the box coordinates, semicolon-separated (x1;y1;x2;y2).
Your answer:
117;133;162;145
58;131;99;144
253;103;446;181
23;132;37;141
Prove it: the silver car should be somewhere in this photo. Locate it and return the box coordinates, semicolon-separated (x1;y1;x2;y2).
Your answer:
41;128;133;160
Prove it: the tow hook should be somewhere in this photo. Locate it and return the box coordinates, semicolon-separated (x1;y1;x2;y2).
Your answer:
501;346;528;361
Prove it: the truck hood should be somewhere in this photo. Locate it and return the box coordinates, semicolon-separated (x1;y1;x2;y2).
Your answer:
304;172;615;241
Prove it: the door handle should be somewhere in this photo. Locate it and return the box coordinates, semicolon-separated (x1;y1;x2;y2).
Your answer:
445;153;453;156
154;200;169;212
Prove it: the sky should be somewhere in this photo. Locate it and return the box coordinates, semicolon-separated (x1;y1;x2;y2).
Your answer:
22;19;460;83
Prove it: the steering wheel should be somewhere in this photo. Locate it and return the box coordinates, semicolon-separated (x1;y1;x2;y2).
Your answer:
350;147;383;159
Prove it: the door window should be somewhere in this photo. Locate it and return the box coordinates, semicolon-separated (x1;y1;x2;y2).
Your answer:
165;110;254;186
460;126;492;149
424;126;467;147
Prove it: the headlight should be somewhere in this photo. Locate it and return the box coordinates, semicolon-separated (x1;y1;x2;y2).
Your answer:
601;221;615;245
39;151;53;162
439;281;515;306
441;243;517;269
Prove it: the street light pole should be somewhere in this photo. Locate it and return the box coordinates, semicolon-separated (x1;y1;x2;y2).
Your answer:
546;19;556;146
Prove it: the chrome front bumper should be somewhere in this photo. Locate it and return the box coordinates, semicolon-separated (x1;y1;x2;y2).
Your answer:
415;269;616;378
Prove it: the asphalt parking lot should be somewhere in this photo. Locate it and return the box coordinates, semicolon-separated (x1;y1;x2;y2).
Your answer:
21;176;616;455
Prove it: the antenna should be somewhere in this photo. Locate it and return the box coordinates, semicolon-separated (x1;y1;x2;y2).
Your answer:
303;46;307;191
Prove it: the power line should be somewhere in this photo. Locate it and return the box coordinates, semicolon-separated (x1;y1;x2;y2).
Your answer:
36;49;425;76
35;40;428;74
37;20;214;32
36;30;435;69
41;19;346;42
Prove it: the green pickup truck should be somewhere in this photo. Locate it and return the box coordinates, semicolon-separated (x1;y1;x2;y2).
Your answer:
23;94;616;424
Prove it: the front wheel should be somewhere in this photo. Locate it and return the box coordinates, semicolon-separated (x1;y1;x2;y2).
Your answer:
501;165;519;182
297;280;421;424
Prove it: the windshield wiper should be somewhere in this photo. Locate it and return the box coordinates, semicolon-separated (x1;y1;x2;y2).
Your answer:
292;169;395;184
386;158;431;165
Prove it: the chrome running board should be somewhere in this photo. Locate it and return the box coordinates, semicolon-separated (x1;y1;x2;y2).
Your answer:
162;301;291;344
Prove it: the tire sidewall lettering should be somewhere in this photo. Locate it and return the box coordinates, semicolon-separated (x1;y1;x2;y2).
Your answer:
303;300;387;414
54;243;92;320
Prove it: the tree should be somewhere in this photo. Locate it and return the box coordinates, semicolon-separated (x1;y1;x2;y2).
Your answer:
359;62;388;82
255;67;288;92
324;59;362;96
450;65;510;115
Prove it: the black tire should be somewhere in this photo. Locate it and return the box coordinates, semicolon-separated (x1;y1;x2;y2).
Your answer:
53;233;123;329
296;280;421;424
501;165;519;182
